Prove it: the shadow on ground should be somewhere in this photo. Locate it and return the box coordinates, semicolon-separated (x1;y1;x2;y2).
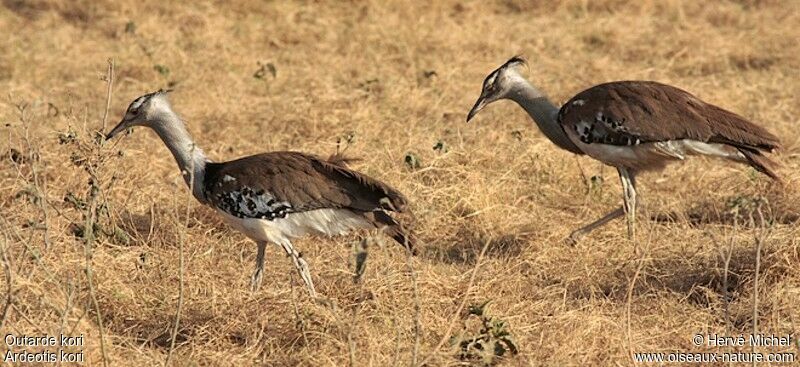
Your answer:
570;243;791;321
650;192;800;227
425;224;529;265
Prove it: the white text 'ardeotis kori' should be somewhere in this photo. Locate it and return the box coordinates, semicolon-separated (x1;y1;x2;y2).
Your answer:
467;57;781;243
106;91;415;297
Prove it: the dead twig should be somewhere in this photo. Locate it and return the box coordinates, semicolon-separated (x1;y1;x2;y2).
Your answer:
290;273;310;348
751;207;768;367
574;155;590;193
57;279;75;367
721;216;737;340
626;235;648;365
164;144;194;366
101;59;115;133
81;60;116;367
417;233;493;366
83;179;108;367
16;103;53;250
406;235;421;367
0;230;12;331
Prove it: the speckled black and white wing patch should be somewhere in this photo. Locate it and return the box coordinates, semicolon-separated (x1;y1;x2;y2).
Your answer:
209;184;293;219
569;110;646;146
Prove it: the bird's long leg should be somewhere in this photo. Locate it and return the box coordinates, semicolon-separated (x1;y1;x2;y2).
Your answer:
251;241;267;292
278;239;317;298
618;167;637;241
567;207;625;245
568;168;642;244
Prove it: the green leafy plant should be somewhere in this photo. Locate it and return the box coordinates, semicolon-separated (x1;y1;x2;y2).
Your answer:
432;140;448;153
58;127;77;145
404;152;421;170
153;64;170;77
451;301;518;365
124;21;136;34
60;125;130;246
724;194;772;225
589;174;604;193
253;61;277;79
351;238;368;283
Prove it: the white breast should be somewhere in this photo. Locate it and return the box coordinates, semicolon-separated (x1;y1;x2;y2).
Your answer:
217;208;373;244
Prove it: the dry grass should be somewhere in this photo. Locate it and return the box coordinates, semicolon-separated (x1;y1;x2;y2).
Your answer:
2;0;800;365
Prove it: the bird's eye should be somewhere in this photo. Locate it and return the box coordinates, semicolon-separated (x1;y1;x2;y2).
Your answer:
129;108;139;115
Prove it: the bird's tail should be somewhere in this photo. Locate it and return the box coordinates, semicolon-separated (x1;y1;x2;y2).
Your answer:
363;211;417;255
738;148;782;183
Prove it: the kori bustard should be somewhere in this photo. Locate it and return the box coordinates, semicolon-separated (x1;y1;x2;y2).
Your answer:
106;90;415;297
467;57;781;242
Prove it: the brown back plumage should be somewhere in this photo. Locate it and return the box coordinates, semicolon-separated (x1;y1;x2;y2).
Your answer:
559;81;781;151
204;151;408;213
558;81;782;179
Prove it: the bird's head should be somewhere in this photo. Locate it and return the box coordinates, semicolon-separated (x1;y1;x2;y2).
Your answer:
466;56;528;123
105;89;175;140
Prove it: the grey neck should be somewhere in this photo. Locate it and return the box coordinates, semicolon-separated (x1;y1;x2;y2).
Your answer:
507;81;583;154
150;112;210;203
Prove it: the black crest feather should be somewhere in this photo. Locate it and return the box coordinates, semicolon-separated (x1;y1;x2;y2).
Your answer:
504;55;527;68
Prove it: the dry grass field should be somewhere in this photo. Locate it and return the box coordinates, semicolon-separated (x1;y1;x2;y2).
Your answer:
1;0;799;365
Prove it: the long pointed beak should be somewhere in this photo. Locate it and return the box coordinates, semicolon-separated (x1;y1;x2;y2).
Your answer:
105;120;128;141
466;97;487;123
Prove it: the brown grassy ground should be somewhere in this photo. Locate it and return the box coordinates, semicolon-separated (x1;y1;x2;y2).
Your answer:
1;0;799;365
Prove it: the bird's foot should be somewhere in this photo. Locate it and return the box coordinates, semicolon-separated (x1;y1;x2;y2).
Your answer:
250;268;263;292
565;230;586;246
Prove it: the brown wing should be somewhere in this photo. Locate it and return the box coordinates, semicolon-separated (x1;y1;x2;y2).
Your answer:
203;151;408;219
557;81;781;152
